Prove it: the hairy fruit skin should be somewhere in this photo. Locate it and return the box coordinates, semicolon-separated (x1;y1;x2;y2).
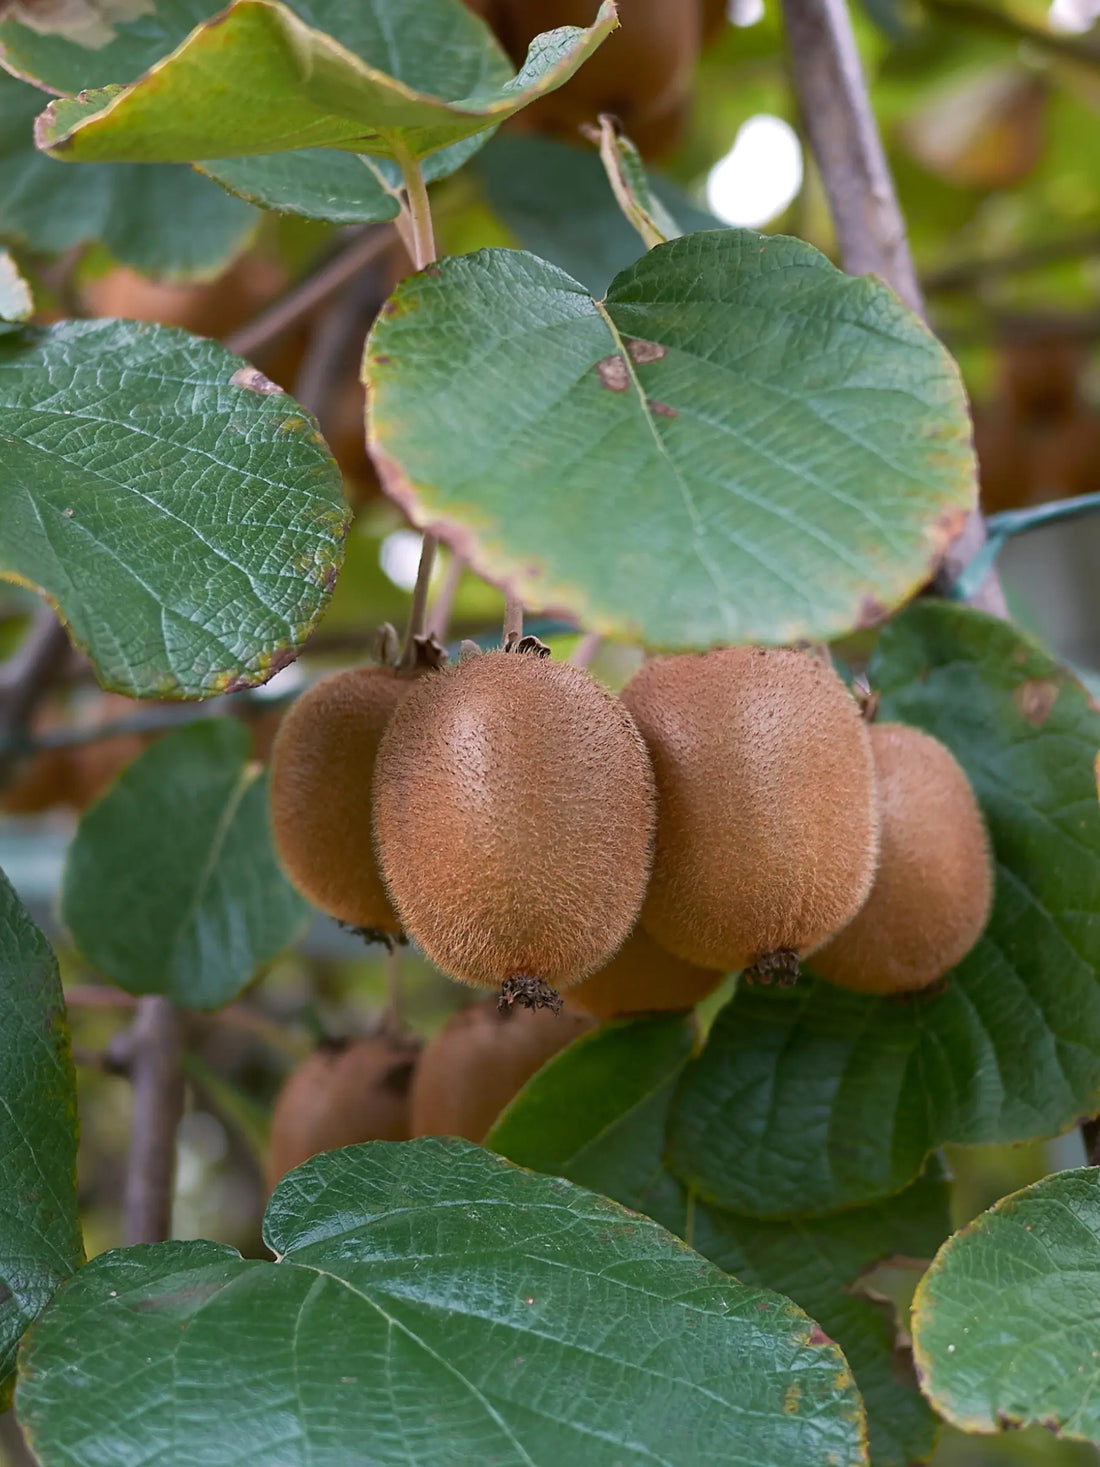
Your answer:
373;651;656;990
266;1034;420;1191
568;926;723;1020
410;998;594;1143
812;723;993;994
269;666;411;932
621;647;879;972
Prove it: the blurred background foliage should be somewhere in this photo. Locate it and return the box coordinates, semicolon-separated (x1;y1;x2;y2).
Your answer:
2;0;1100;1460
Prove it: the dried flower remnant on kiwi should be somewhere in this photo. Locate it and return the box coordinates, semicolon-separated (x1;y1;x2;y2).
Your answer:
373;642;656;1013
621;646;879;978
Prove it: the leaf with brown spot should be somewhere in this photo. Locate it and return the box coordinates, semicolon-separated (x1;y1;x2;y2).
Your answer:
366;234;977;647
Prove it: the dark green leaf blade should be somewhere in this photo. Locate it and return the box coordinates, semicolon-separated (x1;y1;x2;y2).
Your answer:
474;132;721;296
198;131;486;221
667;601;1100;1215
487;1014;693;1210
0;67;256;277
911;1167;1100;1442
0;870;82;1405
14;1139;870;1464
0;318;347;697
366;235;976;648
36;0;616;165
61;719;309;1008
490;1018;946;1466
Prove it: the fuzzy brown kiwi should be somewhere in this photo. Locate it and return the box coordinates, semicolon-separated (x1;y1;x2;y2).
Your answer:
491;0;701;159
372;649;656;1007
269;666;412;935
266;1032;421;1192
567;925;723;1020
621;647;879;976
410;998;595;1142
811;724;993;994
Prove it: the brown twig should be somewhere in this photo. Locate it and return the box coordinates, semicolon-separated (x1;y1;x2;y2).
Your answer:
780;0;1007;617
0;603;72;785
399;534;439;673
426;552;465;642
570;631;602;669
115;997;185;1246
224;225;396;361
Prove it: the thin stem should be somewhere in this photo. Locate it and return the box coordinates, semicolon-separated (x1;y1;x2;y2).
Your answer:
398;152;436;271
399;533;438;672
224;225;396;361
570;631;602;669
0;604;71;786
779;0;1006;616
427;552;465;642
385;945;405;1035
503;590;524;644
120;997;185;1246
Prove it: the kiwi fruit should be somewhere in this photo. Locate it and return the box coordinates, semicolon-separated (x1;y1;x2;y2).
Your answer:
568;925;723;1020
490;0;701;159
372;649;655;1007
811;724;993;994
269;665;412;935
266;1033;420;1191
410;998;594;1142
621;647;879;977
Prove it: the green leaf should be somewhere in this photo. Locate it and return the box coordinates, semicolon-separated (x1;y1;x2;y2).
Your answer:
667;600;1100;1216
35;0;617;165
0;67;256;278
61;719;310;1008
198;131;487;222
0;318;347;698
16;1139;869;1465
911;1166;1100;1442
0;246;31;329
365;235;976;648
490;1019;946;1467
488;1014;694;1210
0;869;82;1407
474;133;719;295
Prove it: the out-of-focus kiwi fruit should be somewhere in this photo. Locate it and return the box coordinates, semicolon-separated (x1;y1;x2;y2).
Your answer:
621;647;878;976
567;925;723;1019
266;1032;420;1191
485;0;702;159
269;665;412;934
373;649;655;1003
410;997;594;1142
811;723;993;994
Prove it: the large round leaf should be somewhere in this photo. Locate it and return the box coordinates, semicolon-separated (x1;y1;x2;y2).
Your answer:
35;0;616;165
0;67;256;278
912;1167;1100;1442
0;318;347;697
365;235;976;648
16;1139;869;1466
490;1017;946;1467
61;719;309;1008
667;600;1100;1215
0;870;82;1406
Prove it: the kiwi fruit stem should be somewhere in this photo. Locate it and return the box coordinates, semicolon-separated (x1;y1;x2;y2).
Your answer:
499;975;564;1015
399;532;438;673
503;589;524;647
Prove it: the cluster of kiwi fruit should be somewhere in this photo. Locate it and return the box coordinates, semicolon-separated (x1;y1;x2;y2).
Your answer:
266;623;994;1176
